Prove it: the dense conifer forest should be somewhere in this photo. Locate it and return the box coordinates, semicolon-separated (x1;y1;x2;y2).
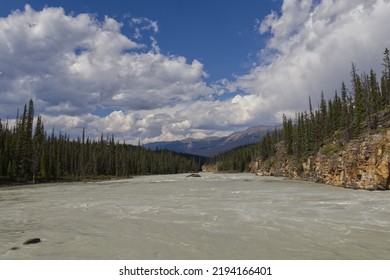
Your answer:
209;49;390;172
1;49;389;182
0;101;204;184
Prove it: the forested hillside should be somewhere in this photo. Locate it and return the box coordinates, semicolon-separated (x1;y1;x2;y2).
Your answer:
0;101;204;184
208;49;390;173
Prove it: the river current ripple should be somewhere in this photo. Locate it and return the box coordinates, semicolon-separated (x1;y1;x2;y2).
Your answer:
1;173;390;259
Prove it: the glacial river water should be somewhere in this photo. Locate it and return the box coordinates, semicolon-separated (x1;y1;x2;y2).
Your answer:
1;173;390;260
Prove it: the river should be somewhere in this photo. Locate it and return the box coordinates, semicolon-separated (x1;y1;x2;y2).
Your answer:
1;173;390;259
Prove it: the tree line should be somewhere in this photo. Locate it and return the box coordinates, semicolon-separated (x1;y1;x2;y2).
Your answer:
209;48;390;172
0;101;204;183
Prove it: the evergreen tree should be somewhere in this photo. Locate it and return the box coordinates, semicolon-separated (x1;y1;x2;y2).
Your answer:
381;48;390;107
32;115;45;182
207;49;390;173
319;91;327;139
282;114;293;155
351;64;365;136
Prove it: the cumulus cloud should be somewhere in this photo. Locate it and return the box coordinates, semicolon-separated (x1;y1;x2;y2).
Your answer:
232;0;390;121
1;2;390;144
0;5;211;118
162;0;390;142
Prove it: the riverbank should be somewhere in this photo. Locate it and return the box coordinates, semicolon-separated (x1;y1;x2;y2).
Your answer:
254;130;390;191
0;175;134;188
0;172;204;189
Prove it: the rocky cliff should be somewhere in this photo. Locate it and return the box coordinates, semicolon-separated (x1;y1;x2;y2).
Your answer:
254;130;390;190
201;164;219;173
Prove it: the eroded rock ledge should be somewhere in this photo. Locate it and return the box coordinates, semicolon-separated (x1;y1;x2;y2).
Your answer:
254;130;390;191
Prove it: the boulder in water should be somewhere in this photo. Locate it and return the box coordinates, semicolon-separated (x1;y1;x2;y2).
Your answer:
23;238;41;245
186;173;201;178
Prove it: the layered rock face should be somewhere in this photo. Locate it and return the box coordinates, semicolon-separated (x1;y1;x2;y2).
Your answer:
255;130;390;190
304;131;389;190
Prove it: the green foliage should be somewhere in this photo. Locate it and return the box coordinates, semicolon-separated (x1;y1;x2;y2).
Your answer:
0;100;205;184
208;49;390;173
321;143;341;156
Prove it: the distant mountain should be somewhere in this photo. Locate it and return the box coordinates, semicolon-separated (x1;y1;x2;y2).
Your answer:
144;125;277;157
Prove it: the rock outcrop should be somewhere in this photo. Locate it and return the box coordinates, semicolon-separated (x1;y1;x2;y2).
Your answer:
186;173;201;178
255;130;390;190
304;131;390;190
201;164;218;173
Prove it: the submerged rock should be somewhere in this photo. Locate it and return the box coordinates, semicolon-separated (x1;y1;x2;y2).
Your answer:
23;238;41;245
186;173;201;178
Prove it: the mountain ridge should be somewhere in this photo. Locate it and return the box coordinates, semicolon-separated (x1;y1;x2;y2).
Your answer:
144;125;278;157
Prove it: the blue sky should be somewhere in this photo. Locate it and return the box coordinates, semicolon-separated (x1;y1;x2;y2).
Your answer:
1;0;276;82
1;1;389;143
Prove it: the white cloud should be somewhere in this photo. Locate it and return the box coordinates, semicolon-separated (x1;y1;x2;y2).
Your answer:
0;5;211;118
231;0;390;122
1;2;390;145
259;0;314;41
137;17;158;31
130;17;159;39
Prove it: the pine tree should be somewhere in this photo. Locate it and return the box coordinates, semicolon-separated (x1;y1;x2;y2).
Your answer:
32;115;45;182
283;114;293;155
319;91;327;140
340;82;348;129
332;91;342;130
351;64;365;136
307;96;316;152
381;48;390;107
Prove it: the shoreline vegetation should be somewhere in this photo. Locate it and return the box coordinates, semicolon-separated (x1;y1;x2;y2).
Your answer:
206;49;390;190
0;100;206;185
0;175;132;188
1;49;389;190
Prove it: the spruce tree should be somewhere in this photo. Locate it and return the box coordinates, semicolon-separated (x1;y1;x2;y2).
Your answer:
351;64;365;136
381;48;390;107
32;115;45;181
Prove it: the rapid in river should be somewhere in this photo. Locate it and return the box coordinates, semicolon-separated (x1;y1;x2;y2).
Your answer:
1;173;390;259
